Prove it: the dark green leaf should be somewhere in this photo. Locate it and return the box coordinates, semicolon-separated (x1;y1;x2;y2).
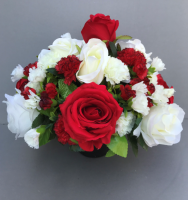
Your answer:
22;75;28;79
57;99;64;104
136;117;142;125
32;114;45;129
116;43;121;51
37;125;51;146
46;68;59;76
109;41;117;58
105;150;115;157
127;135;138;157
45;123;53;130
51;99;57;107
138;134;148;151
69;145;84;152
107;135;128;158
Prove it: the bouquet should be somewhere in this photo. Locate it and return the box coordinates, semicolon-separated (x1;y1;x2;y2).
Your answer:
3;14;185;158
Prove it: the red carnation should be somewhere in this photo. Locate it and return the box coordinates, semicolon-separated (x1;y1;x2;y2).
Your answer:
130;78;142;85
157;74;169;88
147;83;155;95
39;91;53;110
16;78;29;92
168;86;174;104
21;87;36;100
55;55;81;85
54;115;75;145
23;61;38;77
117;48;147;80
45;83;57;99
120;85;136;100
147;98;154;108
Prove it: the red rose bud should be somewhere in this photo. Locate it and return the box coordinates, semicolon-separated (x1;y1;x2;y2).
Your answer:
16;78;29;92
23;61;38;77
54;115;76;145
39;91;53;110
81;13;119;43
21;87;36;100
55;55;81;85
157;74;169;88
120;85;136;101
59;82;123;152
45;83;57;99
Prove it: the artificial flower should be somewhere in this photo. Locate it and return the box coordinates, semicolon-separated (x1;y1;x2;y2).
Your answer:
24;128;40;149
45;83;57;99
11;64;24;82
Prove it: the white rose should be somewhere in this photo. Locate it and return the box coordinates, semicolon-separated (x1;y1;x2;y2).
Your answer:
133;103;185;147
24;129;40;149
49;32;84;56
151;85;169;104
104;57;130;85
24;90;41;109
132;93;150;116
25;82;41;93
76;39;109;84
3;94;39;138
118;39;152;62
28;67;46;83
132;81;148;95
116;112;136;137
11;64;24;82
151;57;166;72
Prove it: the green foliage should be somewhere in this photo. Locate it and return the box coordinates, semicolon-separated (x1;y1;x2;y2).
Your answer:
46;68;59;76
32;114;45;129
22;75;28;79
113;35;132;43
148;66;156;75
76;45;81;54
49;112;58;122
109;41;117;57
138;134;148;151
127;135;138;157
116;43;121;51
58;79;77;100
102;40;108;43
69;138;78;144
105;149;115;157
37;108;53;117
107;135;128;158
51;99;57;107
69;145;84;152
37;125;51;146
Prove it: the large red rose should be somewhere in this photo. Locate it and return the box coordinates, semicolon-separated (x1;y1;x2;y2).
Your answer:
81;14;119;43
59;82;123;151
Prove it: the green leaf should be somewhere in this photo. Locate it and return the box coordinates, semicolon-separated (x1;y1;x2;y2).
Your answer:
58;79;77;100
22;75;28;79
51;99;57;107
138;134;148;151
107;135;128;158
116;43;121;51
127;135;138;157
136;117;142;126
46;68;59;76
148;66;156;75
113;35;132;43
102;40;108;43
69;138;78;144
37;125;51;146
69;145;84;152
109;41;117;58
49;112;58;122
105;150;115;157
45;123;53;130
57;99;64;104
76;45;81;54
32;114;45;129
123;107;128;118
37;108;53;117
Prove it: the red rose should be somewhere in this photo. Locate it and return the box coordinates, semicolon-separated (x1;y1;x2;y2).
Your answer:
21;87;36;100
81;14;119;43
55;55;81;85
39;91;53;110
59;82;123;151
54;115;76;145
45;83;57;99
16;78;29;92
120;85;136;100
23;61;38;77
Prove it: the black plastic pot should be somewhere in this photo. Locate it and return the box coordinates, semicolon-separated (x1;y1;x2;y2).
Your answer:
80;144;109;158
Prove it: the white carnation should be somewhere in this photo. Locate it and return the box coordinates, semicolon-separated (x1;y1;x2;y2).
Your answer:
24;129;40;149
132;81;148;95
11;64;24;82
119;39;152;62
132;93;150;116
28;67;46;83
164;88;175;98
24;90;40;109
25;82;41;93
152;85;169;104
116;112;136;137
151;57;166;72
148;73;158;85
104;57;130;85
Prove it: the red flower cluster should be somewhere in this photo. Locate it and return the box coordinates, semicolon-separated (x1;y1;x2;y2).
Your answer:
45;83;57;99
120;85;136;100
21;87;36;100
16;78;28;92
117;48;148;80
54;115;75;145
55;55;81;85
23;61;38;77
39;91;53;110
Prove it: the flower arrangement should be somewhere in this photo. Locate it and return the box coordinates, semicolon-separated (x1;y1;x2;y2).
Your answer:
3;14;185;158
